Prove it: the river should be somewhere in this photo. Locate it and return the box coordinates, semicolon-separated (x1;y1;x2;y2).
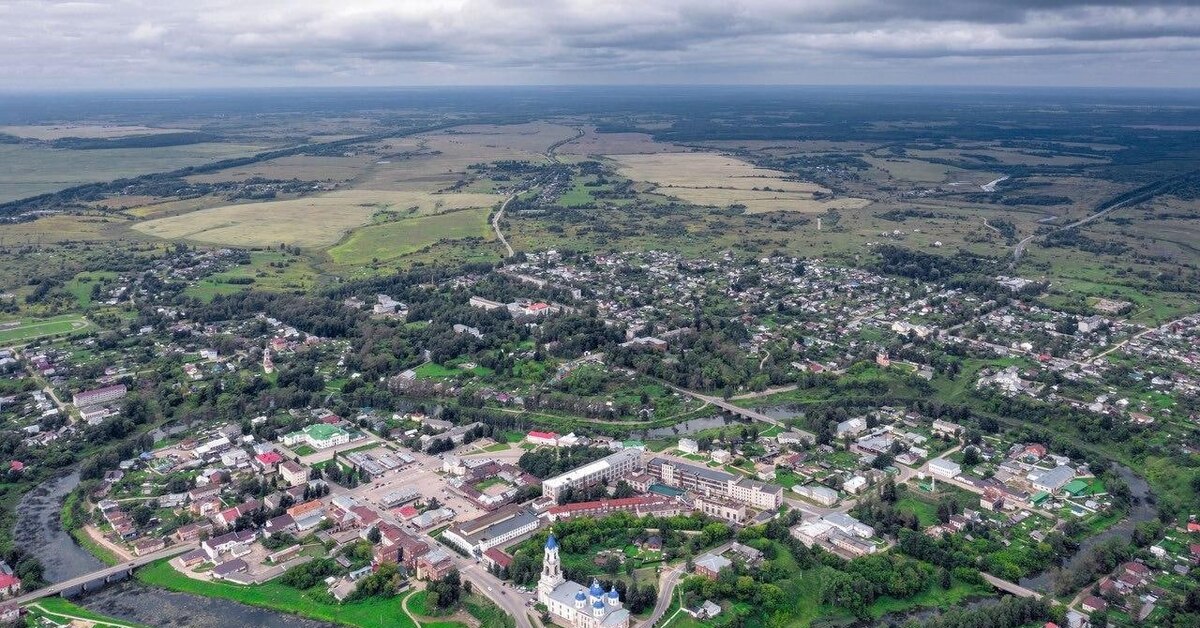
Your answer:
1018;463;1155;593
634;415;750;440
16;472;334;628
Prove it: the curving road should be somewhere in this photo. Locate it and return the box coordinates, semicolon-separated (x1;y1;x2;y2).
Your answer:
492;193;518;258
491;127;583;260
643;541;733;627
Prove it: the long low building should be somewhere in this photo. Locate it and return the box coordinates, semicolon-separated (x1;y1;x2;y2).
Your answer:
442;504;542;556
542;448;642;502
544;494;684;521
647;457;783;510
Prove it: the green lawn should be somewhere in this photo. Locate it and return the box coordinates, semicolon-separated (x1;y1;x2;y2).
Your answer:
896;496;941;528
414;362;463;379
64;271;119;308
137;559;452;628
0;314;90;344
71;528;121;566
405;590;469;628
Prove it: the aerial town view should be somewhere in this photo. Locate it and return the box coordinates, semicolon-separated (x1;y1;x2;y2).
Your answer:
0;2;1197;628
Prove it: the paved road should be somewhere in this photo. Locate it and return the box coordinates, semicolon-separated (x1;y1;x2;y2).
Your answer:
1013;191;1145;263
642;565;685;627
491;127;581;260
1092;313;1196;361
492;193;518;258
11;542;198;605
323;466;535;628
643;541;733;627
458;561;538;628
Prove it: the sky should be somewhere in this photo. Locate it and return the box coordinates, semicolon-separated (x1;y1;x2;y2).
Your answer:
2;0;1199;89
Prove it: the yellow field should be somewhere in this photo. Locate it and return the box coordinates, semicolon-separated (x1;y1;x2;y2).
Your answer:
132;190;499;248
0;213;132;243
0;124;193;140
608;152;868;212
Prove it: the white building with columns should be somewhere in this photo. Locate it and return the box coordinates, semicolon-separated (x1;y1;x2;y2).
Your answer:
537;534;630;628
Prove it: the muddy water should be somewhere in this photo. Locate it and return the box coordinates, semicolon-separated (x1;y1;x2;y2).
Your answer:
17;473;333;627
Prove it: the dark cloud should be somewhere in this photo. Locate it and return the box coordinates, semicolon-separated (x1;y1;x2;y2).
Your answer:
0;0;1196;88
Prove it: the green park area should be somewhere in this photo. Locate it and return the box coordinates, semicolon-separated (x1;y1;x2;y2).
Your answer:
137;559;433;628
0;314;90;344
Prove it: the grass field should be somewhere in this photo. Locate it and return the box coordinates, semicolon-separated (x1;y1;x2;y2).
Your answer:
133;189;496;248
0;212;134;243
65;271;119;307
137;559;450;628
0;314;90;344
27;597;152;628
327;207;494;266
184;250;319;302
0;142;264;203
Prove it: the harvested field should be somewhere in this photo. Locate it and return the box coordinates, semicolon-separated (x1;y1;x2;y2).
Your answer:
0;213;132;243
608;152;867;212
132;190;499;248
356;124;572;191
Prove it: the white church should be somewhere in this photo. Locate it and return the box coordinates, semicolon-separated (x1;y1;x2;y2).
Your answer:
537;533;632;628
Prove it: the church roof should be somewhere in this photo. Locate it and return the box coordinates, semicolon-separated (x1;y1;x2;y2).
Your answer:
545;534;558;550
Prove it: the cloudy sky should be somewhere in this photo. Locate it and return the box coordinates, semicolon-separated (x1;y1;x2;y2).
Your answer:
2;0;1198;89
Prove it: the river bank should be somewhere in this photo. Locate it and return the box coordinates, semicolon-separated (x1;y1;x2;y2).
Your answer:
15;472;334;627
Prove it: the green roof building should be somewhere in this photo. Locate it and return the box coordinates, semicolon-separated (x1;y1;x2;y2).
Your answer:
283;423;351;450
1062;479;1090;497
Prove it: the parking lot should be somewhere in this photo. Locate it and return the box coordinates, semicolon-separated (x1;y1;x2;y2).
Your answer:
346;448;485;525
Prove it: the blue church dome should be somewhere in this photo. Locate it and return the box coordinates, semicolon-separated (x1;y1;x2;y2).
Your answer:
574;589;587;601
589;579;604;597
545;534;558;550
593;599;605;609
608;586;620;599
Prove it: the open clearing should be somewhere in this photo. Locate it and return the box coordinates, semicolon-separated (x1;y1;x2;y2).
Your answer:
132;190;499;248
328;207;494;265
609;152;869;212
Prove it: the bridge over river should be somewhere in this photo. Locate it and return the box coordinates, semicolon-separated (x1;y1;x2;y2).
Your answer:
11;542;197;605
